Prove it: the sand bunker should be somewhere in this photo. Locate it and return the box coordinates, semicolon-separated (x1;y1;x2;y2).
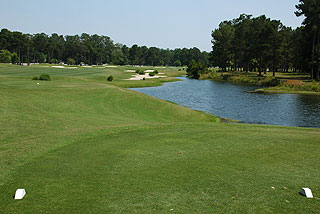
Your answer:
125;73;167;80
105;65;118;68
144;70;155;73
52;66;77;69
125;70;136;72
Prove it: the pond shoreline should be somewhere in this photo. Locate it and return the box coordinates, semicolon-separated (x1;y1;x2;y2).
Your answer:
131;76;320;128
201;72;320;96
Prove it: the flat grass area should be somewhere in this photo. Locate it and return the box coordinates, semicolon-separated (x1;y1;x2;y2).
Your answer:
0;64;319;213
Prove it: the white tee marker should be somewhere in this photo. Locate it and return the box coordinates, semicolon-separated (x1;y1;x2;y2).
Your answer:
299;188;313;198
14;189;26;200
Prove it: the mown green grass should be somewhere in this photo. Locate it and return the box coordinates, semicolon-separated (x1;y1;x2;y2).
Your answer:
0;64;319;213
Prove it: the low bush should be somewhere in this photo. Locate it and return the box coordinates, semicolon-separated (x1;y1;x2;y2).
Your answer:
222;74;232;80
149;72;155;76
261;78;280;87
39;74;51;81
136;70;145;75
154;70;159;74
107;75;113;82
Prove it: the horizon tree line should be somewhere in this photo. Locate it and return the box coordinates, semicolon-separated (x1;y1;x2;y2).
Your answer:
0;29;210;67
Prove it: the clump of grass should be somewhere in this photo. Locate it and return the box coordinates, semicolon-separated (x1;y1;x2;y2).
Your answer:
277;80;320;92
32;76;39;80
208;73;280;87
149;72;155;76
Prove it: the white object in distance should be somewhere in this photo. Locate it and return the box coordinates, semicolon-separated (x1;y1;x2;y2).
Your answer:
299;188;313;198
14;189;26;200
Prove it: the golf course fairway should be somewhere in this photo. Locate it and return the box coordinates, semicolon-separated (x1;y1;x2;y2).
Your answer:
0;64;319;213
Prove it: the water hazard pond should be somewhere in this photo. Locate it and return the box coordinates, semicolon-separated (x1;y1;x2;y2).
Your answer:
131;76;320;128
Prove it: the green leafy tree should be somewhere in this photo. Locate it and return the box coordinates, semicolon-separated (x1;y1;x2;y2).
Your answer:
0;50;12;62
296;0;320;79
67;58;75;65
211;21;235;71
187;60;208;79
174;59;182;67
11;52;19;64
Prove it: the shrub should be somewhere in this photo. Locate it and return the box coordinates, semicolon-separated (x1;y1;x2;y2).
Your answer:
136;70;145;75
107;75;113;82
222;74;232;80
50;58;58;64
32;76;39;80
67;58;76;65
149;72;155;76
139;70;145;75
154;70;159;74
39;74;51;81
261;78;280;87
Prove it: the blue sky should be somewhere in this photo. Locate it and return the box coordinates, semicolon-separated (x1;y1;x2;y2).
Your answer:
0;0;304;51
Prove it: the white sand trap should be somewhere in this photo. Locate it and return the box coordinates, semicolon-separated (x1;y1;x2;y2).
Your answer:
147;75;167;79
105;65;118;68
82;66;92;68
125;73;167;80
144;70;155;73
52;66;77;69
125;70;136;72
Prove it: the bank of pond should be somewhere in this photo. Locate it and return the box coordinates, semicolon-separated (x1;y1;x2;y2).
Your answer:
131;76;320;128
200;71;320;95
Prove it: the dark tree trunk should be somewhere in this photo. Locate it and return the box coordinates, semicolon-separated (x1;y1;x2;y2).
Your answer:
311;30;316;79
317;29;320;80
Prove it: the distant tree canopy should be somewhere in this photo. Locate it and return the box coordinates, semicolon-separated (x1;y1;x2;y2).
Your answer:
211;6;320;80
0;29;210;67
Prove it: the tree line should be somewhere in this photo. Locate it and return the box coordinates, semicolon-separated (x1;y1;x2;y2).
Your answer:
211;0;320;80
0;29;209;67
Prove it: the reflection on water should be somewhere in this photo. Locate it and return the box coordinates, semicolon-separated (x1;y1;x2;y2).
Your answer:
131;77;320;128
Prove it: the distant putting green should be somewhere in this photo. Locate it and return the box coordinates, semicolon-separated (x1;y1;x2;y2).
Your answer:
0;64;319;213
